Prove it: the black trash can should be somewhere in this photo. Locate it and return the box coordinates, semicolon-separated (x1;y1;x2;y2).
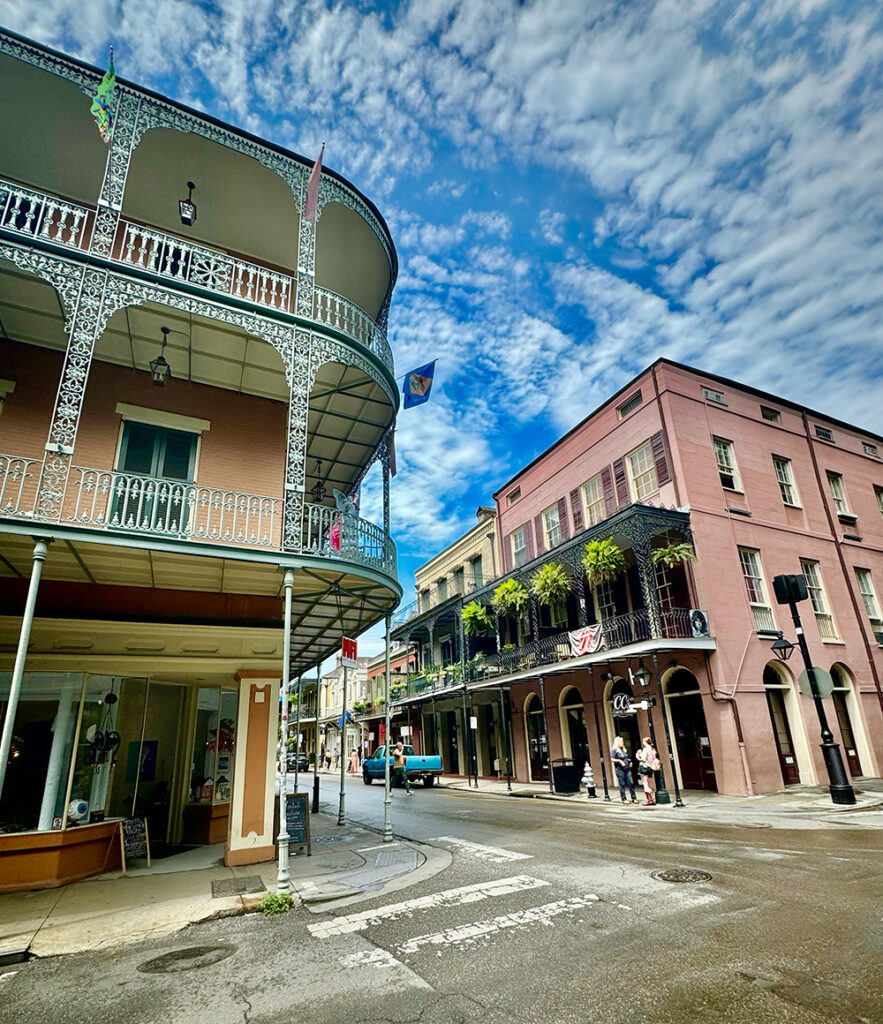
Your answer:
550;758;581;794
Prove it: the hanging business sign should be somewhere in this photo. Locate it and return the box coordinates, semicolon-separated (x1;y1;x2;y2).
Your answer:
611;693;636;719
341;636;358;668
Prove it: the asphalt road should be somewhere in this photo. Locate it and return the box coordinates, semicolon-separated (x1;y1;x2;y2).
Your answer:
3;773;881;1024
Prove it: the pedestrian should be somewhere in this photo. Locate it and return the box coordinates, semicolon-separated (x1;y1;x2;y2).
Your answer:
636;735;658;806
348;748;358;774
323;750;332;772
610;736;637;804
391;740;411;795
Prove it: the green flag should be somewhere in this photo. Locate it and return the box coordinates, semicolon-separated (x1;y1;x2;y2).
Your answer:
90;48;116;143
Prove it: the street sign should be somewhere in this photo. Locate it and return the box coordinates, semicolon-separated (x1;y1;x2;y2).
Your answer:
400;725;411;736
798;667;834;699
341;636;357;668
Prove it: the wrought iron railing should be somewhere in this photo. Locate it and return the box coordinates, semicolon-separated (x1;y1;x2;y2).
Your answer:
0;180;90;250
0;454;42;515
391;572;484;627
301;500;397;578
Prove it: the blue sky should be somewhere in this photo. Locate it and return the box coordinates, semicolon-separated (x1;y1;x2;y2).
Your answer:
3;0;882;655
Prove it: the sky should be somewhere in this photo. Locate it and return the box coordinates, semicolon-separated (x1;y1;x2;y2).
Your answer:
3;0;882;657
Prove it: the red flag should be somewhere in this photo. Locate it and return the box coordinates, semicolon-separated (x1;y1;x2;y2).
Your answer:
304;143;324;222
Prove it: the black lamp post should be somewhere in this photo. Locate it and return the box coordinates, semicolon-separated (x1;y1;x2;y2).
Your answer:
632;659;670;805
771;574;855;805
149;326;172;386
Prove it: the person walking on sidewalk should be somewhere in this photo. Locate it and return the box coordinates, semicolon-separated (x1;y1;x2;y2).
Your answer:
636;735;658;806
392;741;411;795
611;736;637;803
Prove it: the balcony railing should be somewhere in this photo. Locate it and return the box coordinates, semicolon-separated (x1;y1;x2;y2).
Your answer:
0;455;41;515
391;572;483;627
301;500;397;578
0;177;393;373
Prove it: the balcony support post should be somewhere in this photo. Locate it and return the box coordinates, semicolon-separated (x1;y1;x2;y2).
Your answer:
283;331;311;552
295;167;317;319
575;577;588;627
631;537;662;639
90;91;143;258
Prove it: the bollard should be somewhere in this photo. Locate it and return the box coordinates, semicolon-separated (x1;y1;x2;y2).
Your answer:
582;761;597;799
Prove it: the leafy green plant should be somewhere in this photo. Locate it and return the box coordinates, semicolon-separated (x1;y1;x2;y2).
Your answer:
650;542;697;569
255;891;293;915
501;643;516;653
491;578;529;617
447;663;463;684
462;601;494;636
530;561;572;605
582;538;626;586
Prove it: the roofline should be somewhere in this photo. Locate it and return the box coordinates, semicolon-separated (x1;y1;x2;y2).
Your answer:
414;513;495;577
0;26;398;288
493;356;883;499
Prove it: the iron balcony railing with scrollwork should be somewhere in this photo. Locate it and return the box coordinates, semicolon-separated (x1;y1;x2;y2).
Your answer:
391;607;709;701
0;177;393;374
0;452;397;578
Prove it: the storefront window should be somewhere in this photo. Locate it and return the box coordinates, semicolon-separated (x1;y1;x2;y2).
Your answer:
189;687;237;806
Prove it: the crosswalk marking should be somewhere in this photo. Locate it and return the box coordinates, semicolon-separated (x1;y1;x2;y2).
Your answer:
397;894;600;953
309;875;550;938
432;836;533;863
338;949;403;969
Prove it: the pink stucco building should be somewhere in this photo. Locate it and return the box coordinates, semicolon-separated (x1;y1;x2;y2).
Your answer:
393;359;883;798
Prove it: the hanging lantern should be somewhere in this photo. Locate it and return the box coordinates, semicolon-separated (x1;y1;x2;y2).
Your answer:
179;180;197;225
149;326;172;386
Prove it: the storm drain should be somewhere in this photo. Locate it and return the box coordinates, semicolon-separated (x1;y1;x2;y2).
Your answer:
651;868;713;884
211;875;265;899
137;945;236;974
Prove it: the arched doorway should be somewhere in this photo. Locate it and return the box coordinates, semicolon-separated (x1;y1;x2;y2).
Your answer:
763;663;804;786
606;677;640;766
664;669;716;791
524;693;548;782
830;665;866;778
559;687;589;778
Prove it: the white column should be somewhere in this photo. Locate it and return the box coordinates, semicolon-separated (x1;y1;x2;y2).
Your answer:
276;569;294;890
38;678;78;830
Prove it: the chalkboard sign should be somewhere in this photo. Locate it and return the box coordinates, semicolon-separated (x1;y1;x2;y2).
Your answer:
284;792;311;856
120;817;151;870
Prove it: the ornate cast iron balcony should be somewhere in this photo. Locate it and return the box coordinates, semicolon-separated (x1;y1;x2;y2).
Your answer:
0;177;393;373
0;454;42;515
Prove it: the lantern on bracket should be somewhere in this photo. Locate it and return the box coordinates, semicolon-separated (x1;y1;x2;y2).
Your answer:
179;181;197;225
149;326;172;386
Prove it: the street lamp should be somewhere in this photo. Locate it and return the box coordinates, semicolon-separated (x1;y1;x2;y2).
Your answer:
149;326;172;386
771;574;855;805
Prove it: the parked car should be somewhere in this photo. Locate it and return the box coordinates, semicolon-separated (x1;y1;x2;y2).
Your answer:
362;745;443;787
286;752;309;772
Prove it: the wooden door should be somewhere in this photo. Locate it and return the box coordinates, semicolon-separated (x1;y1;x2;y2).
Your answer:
566;706;589;778
832;692;863;777
526;703;548;781
766;689;800;785
671;694;717;791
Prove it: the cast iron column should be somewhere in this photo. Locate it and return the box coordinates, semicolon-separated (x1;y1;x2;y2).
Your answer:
276;569;294;890
651;652;683;807
588;667;610;801
383;614;394;841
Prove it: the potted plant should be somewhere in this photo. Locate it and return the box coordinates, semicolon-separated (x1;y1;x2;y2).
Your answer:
491;578;529;618
530;561;572;605
650;542;697;569
582;538;626;586
462;600;494;636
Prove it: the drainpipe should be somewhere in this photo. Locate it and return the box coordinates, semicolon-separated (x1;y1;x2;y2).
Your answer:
701;650;754;797
0;538;50;803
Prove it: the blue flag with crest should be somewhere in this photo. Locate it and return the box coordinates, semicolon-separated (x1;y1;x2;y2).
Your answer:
403;361;436;408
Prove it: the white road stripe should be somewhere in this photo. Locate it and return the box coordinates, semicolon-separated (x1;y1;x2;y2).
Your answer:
338;949;404;969
397;894;600;953
309;875;550;938
432;836;533;863
358;842;399;852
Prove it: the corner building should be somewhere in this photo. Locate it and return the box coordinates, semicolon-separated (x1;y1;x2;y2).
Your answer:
0;30;401;889
392;360;883;796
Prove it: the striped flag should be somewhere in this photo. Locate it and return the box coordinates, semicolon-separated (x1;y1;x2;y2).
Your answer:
304;143;324;222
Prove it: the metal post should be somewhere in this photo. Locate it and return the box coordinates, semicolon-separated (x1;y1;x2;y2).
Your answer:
0;539;49;803
338;664;348;825
651;652;683;807
588;668;610;801
383;614;393;842
499;688;512;792
537;675;555;794
788;601;856;804
312;664;321;813
641;657;669;805
293;674;302;793
469;694;479;787
276;569;294;890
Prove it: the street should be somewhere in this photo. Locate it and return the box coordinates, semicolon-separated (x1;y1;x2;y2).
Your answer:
3;774;881;1024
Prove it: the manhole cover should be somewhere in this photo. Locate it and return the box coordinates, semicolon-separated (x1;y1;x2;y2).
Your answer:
137;945;235;974
651;868;713;884
211;875;265;898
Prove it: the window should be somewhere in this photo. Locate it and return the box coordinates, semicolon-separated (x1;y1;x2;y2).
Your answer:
702;387;726;405
863;442;879;458
452;566;465;595
470;555;483;589
738;547;776;633
855;569;883;643
595;580;617;620
800;560;839;640
506;487;521;505
826;472;851;516
627;441;659;501
772;456;800;506
419;589;431;612
582;473;606;527
511;527;528;568
617;391;643;418
876;486;883;519
436;577;447;603
655;561;674;610
0;379;14;420
713;438;740;490
815;425;834;442
761;406;780;423
542;504;562;549
114;422;198;532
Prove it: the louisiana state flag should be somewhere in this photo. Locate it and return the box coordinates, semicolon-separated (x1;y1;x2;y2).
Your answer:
403;361;436;409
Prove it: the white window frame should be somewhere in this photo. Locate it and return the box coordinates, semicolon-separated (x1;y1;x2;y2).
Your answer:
761;405;780;423
582;473;606;527
617;391;643;419
713;437;741;491
863;442;879;458
626;441;659;502
826;472;851;516
702;387;726;405
855;569;883;644
772;455;800;507
511;527;527;568
594;579;617;620
542;504;562;549
738;547;776;633
800;559;839;641
876;486;883;519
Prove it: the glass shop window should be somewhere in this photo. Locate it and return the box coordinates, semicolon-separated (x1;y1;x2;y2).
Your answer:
189;688;237;805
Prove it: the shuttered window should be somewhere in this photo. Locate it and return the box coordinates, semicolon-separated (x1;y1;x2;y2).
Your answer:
626;442;659;501
511;527;528;568
542;504;561;549
582;474;606;526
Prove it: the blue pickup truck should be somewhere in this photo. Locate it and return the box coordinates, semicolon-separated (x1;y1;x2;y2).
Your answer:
362;745;443;787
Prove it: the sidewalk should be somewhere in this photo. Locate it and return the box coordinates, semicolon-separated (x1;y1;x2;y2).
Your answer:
0;812;450;962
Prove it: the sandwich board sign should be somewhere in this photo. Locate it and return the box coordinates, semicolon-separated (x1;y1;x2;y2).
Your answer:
341;637;358;668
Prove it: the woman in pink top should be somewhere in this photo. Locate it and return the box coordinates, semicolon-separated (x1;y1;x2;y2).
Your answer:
636;736;658;806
